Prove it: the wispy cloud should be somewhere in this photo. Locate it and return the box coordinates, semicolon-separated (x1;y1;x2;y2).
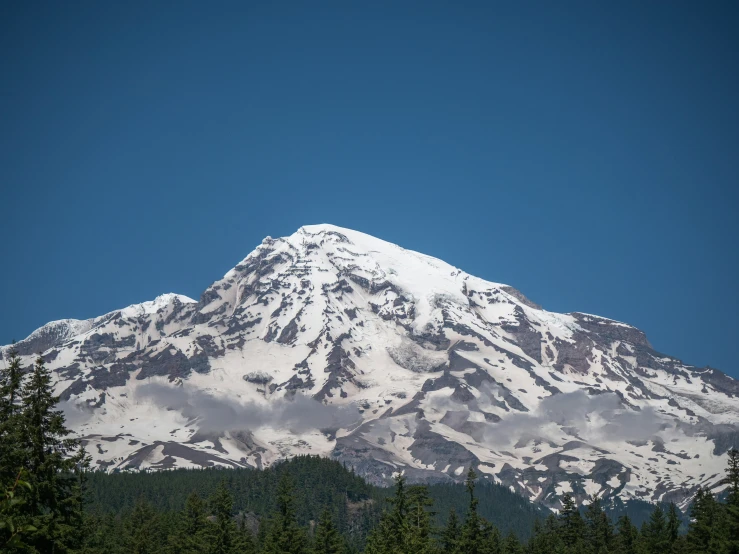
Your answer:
136;383;360;433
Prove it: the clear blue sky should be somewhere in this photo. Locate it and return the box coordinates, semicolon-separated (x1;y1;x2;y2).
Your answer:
1;1;737;376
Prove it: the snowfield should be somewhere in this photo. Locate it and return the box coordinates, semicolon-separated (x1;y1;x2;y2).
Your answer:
2;224;737;509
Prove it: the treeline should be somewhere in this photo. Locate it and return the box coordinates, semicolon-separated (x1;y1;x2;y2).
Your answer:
2;349;739;553
82;458;544;541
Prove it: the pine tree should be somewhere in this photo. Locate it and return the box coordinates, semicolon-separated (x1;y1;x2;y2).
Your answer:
364;475;408;554
236;514;257;554
726;449;739;554
263;473;309;554
643;504;669;554
18;355;88;553
667;503;681;547
0;347;25;492
687;488;729;553
441;509;459;554
559;492;586;551
405;485;436;554
528;514;565;554
313;509;344;554
0;346;23;420
615;514;639;554
458;468;487;554
0;347;31;552
481;520;502;554
585;494;614;553
503;531;524;554
209;482;238;554
175;492;208;553
125;497;161;554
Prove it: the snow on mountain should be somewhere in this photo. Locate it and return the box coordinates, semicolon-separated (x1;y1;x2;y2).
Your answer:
2;224;737;509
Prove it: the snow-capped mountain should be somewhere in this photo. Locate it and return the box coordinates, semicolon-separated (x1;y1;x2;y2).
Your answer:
3;224;737;509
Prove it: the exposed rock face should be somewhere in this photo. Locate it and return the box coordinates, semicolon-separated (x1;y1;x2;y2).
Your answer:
2;224;737;510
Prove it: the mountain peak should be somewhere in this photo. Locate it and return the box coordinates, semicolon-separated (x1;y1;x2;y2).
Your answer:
2;227;736;510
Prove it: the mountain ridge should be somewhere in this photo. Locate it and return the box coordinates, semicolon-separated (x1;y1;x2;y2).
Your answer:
2;223;737;510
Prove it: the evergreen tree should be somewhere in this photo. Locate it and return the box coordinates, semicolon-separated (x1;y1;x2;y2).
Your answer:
313;509;344;554
527;514;565;554
686;488;729;554
209;482;238;554
726;449;739;554
615;514;639;554
263;473;309;554
458;468;485;554
17;355;88;553
559;492;586;551
667;503;681;547
0;348;25;501
0;346;31;553
481;520;502;554
503;530;524;554
447;468;506;554
236;513;256;554
0;346;23;420
405;484;436;554
643;504;669;554
177;492;209;553
441;509;459;554
585;494;614;553
125;497;161;554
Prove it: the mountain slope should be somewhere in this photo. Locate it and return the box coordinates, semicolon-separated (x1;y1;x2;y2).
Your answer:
2;224;737;509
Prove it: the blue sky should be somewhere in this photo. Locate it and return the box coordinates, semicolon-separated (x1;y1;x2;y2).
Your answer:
1;1;737;376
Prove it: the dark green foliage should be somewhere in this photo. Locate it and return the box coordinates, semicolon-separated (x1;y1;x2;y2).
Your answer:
441;510;459;554
687;487;730;554
726;449;739;554
209;482;239;554
125;497;161;554
0;354;88;553
614;514;639;554
585;495;614;553
263;473;309;554
457;468;485;554
364;475;437;554
503;530;524;554
426;480;544;539
642;504;669;554
560;492;587;551
71;449;739;553
313;510;345;554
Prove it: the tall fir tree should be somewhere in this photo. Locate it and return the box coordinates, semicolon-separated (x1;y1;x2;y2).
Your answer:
686;488;729;554
364;475;408;554
313;509;345;554
441;509;459;554
559;492;587;552
643;504;669;554
457;468;488;554
0;346;31;552
404;484;436;554
18;355;88;553
584;494;614;553
263;473;309;554
503;530;524;554
175;492;209;553
209;481;238;554
125;497;161;554
667;503;681;547
726;449;739;554
615;514;639;554
0;347;25;490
